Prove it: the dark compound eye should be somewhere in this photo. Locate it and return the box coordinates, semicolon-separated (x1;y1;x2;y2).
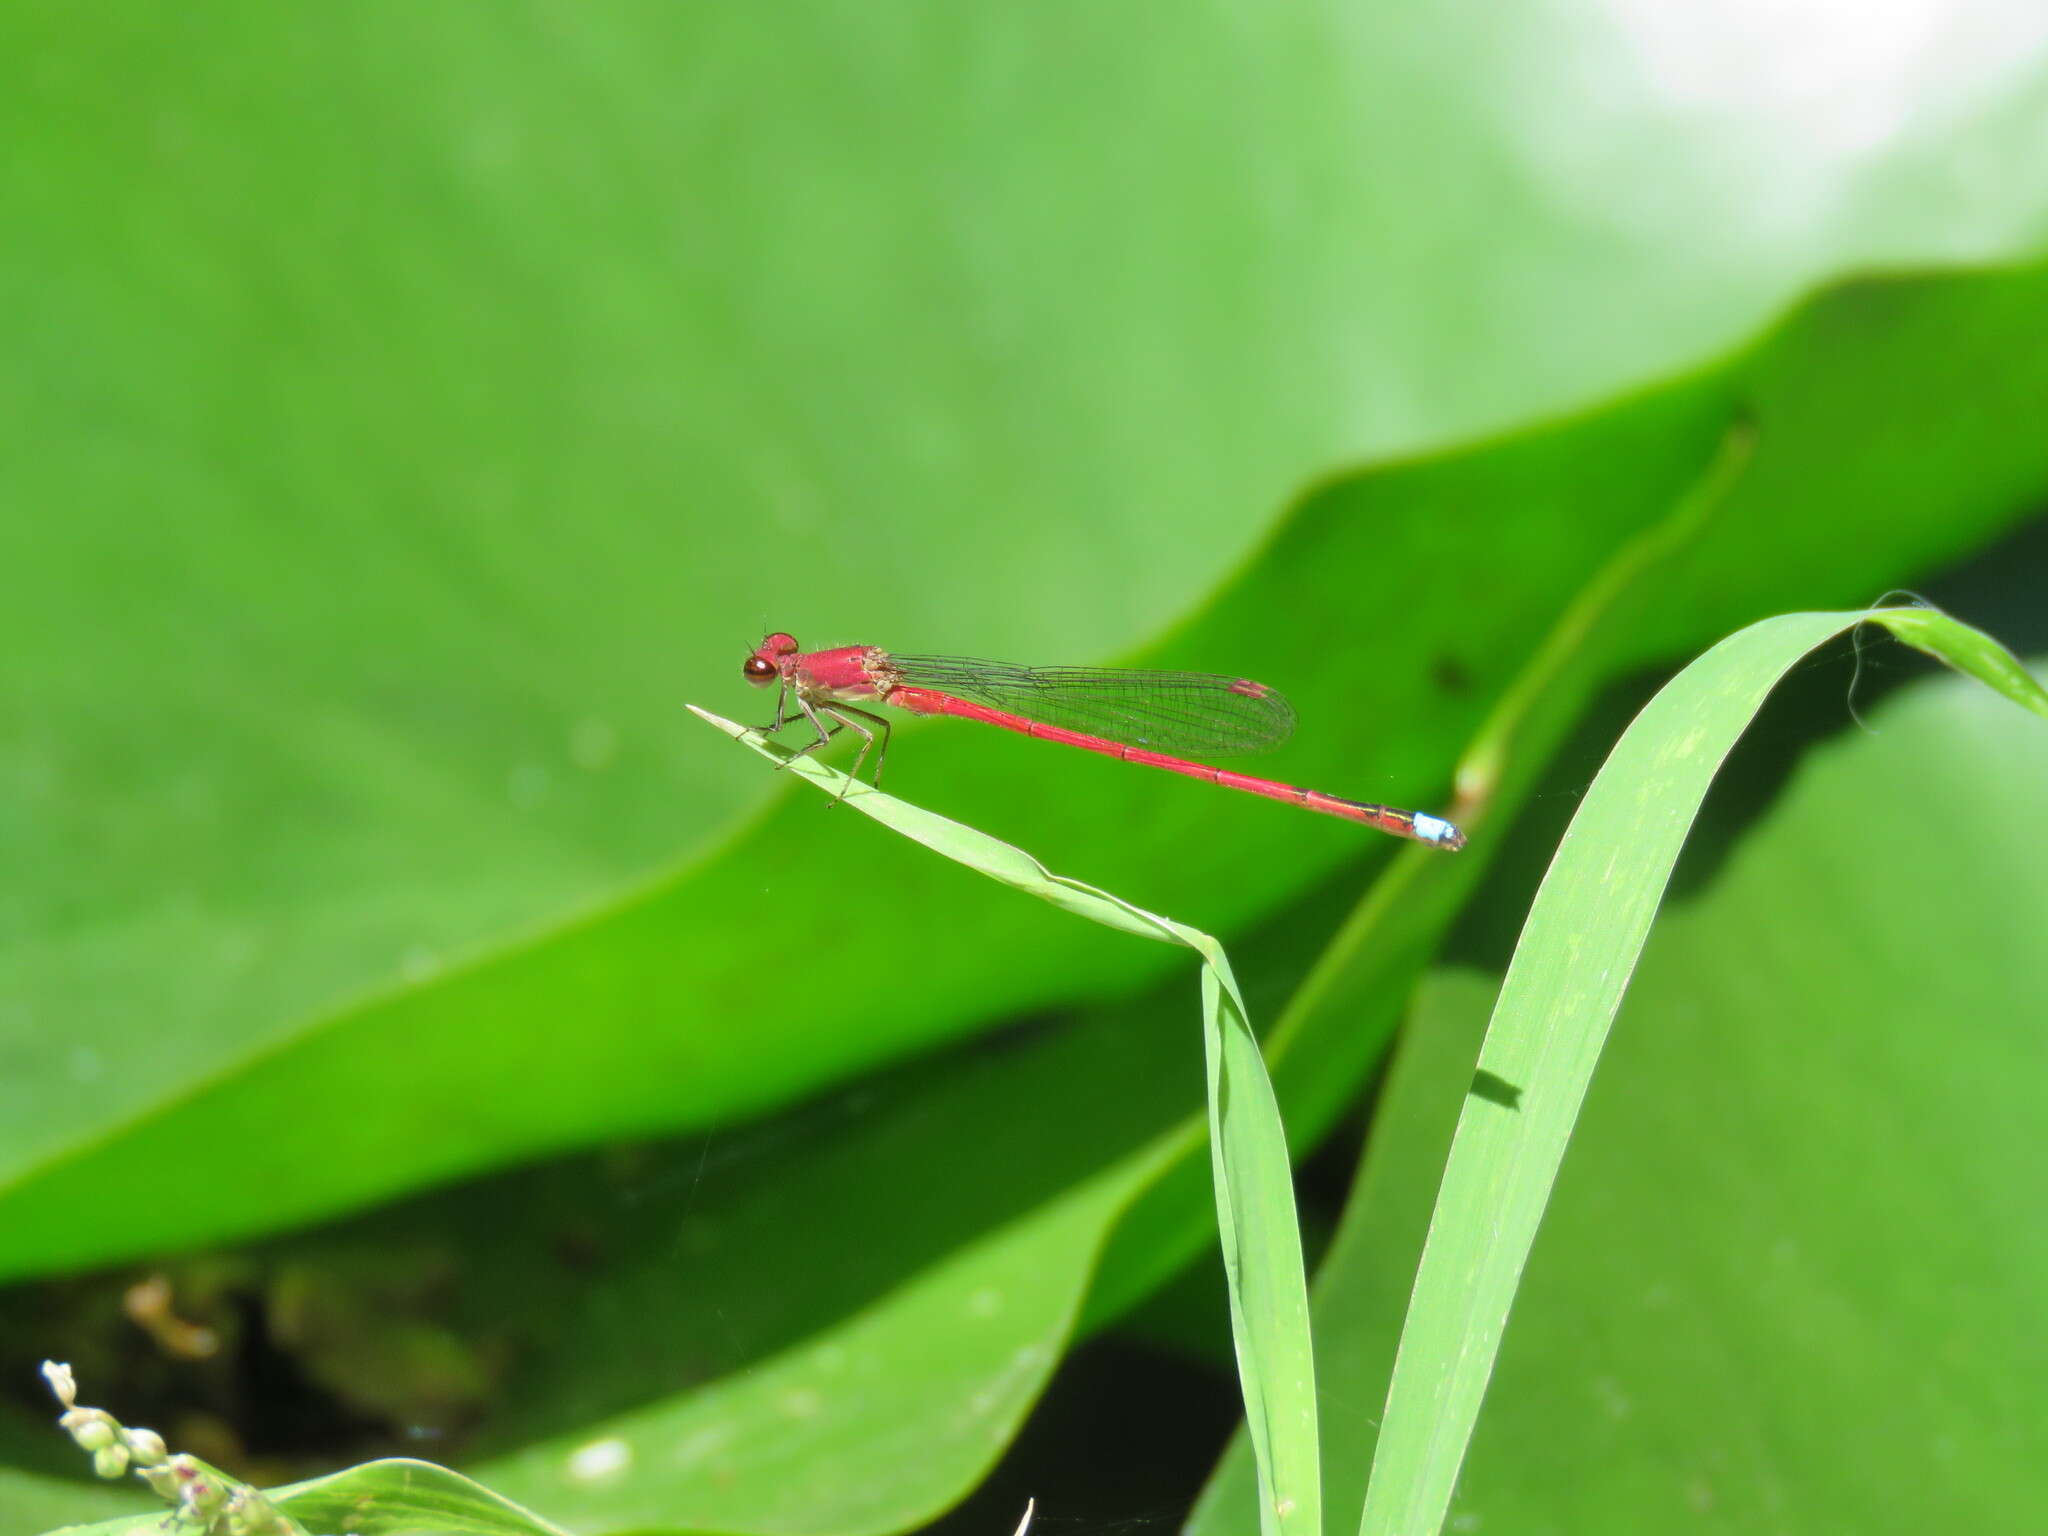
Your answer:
743;655;777;684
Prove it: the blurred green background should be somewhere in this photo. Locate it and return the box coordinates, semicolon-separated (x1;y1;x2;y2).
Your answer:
4;4;2047;1533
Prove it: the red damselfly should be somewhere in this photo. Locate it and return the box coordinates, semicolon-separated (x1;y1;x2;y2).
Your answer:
742;632;1465;849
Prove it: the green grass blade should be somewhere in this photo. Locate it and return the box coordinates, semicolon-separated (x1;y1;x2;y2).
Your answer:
1358;607;2047;1536
1194;938;1322;1536
691;708;1321;1536
688;707;1177;944
1880;606;2048;719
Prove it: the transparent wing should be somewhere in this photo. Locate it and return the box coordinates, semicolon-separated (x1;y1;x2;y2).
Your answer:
886;653;1297;757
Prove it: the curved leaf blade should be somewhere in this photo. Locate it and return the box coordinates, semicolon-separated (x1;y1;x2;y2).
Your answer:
690;708;1321;1536
1360;608;2047;1536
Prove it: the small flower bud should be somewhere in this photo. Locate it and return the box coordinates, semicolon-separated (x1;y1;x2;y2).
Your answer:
138;1463;181;1500
125;1425;168;1464
92;1443;131;1479
40;1361;77;1409
73;1418;115;1451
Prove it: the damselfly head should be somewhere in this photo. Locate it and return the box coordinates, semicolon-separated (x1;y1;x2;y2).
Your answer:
743;632;800;685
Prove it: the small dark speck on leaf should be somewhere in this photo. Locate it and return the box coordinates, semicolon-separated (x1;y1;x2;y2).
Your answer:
1471;1069;1523;1110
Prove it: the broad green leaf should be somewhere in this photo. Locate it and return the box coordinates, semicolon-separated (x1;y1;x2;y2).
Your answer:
7;0;2048;1283
8;266;2048;1536
3;1468;148;1535
3;606;2031;1536
443;955;1207;1531
474;1171;1145;1535
7;7;2048;1533
11;261;2048;1283
1359;614;2046;1536
21;700;1328;1536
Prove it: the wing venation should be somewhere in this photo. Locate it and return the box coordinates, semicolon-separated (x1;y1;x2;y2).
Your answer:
886;653;1297;757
